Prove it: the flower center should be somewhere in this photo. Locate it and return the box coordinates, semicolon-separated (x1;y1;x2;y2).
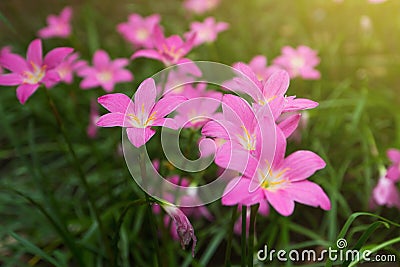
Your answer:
128;104;157;128
161;44;184;65
23;62;46;84
259;167;289;192
136;28;149;41
97;70;113;83
237;125;256;151
290;56;305;69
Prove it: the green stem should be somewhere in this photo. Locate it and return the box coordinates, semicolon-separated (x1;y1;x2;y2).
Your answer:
241;206;247;267
224;206;237;267
248;204;259;267
43;88;114;265
139;150;161;267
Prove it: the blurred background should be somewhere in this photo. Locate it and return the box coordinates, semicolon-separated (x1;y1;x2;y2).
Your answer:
1;0;400;266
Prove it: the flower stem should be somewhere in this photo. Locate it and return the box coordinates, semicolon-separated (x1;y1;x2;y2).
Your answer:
43;88;114;265
224;206;237;267
241;206;247;267
139;149;161;267
248;204;259;267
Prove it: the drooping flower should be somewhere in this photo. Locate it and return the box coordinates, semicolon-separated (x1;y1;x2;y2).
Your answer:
78;50;133;92
273;45;321;80
0;39;73;104
38;6;73;39
221;129;330;216
117;13;160;49
386;148;400;181
96;78;186;147
161;203;197;257
233;55;282;82
185;17;229;47
55;53;86;84
131;26;195;66
87;99;100;138
183;0;221;14
372;175;400;209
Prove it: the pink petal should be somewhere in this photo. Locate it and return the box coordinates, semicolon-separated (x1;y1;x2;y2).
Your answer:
282;151;326;182
265;190;295;216
134;78;156;115
201;120;230;139
44;47;74;69
222;177;264;206
131;49;162;61
93;50;110;68
112;58;129;68
80;76;100;89
387;149;400;163
285;180;331;210
283;98;319;112
386;165;400;182
0;73;22;86
114;69;133;83
262;70;289;99
272;128;287;169
60;6;73;22
41;70;60;88
278;113;301;138
16;83;40;104
222;94;255;131
96;113;129;127
98;93;133;113
27;39;43;67
0;53;29;73
126;127;156;148
152;95;187;118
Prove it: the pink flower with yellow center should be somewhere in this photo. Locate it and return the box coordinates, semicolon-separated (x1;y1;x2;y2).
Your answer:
55;53;86;84
221;129;330;216
273;45;321;80
0;39;73;104
117;13;160;49
131;26;195;66
78;50;133;92
96;78;186;147
185;17;229;46
38;7;73;39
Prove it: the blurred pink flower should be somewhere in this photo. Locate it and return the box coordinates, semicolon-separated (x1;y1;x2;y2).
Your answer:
185;17;229;46
78;50;133;92
96;78;186;147
0;46;12;74
233;55;282;82
221;129;330;216
87;99;100;138
55;53;86;84
386;148;400;182
38;7;73;39
0;39;73;104
117;13;160;49
372;176;400;209
131;26;195;66
273;45;321;80
183;0;221;14
161;204;197;257
368;0;387;3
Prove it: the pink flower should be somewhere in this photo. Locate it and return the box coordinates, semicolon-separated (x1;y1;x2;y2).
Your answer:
368;0;387;3
55;53;86;84
174;83;222;128
372;176;400;209
131;26;195;66
96;78;186;147
0;46;12;74
185;17;229;46
273;46;321;80
117;14;160;49
386;148;400;182
78;50;133;92
183;0;221;14
221;129;330;216
233;55;282;82
38;7;73;39
161;204;197;257
0;39;73;104
87;99;100;138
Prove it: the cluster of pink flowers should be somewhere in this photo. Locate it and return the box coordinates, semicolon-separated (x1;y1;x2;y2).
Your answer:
0;4;328;256
371;149;400;209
